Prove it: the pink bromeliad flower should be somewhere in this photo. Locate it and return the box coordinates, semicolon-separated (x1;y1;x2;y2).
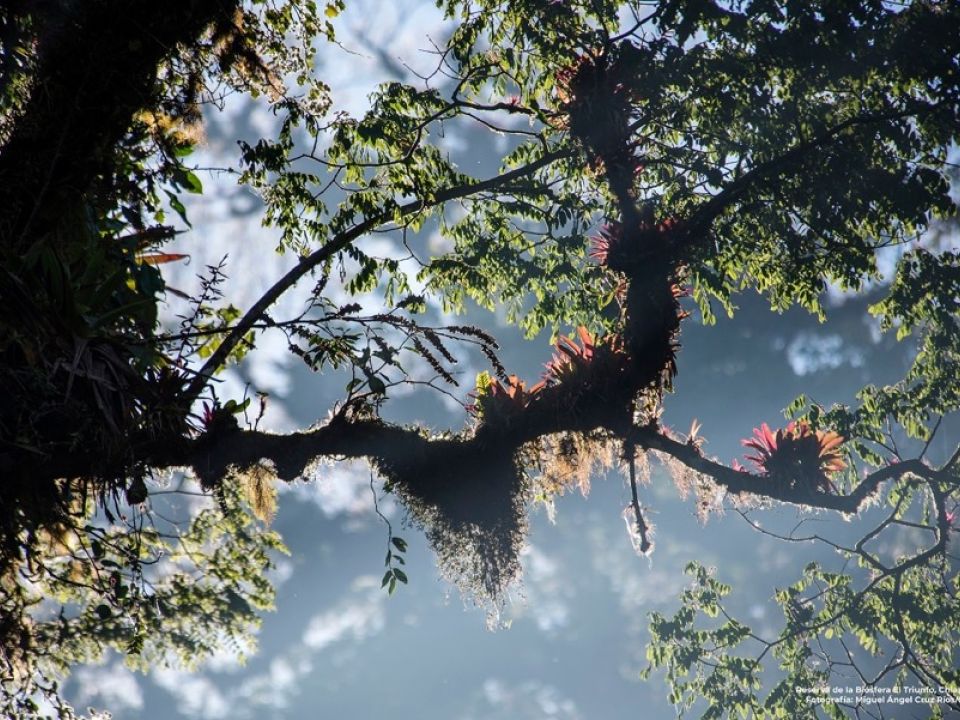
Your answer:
740;422;846;493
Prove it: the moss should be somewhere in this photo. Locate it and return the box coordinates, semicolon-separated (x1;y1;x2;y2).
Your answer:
376;437;529;605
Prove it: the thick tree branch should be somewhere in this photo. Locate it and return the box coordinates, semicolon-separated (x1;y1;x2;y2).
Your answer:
119;401;945;521
625;424;939;513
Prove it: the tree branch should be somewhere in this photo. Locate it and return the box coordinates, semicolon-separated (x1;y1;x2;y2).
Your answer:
624;424;937;514
681;104;946;244
116;398;945;523
182;147;573;403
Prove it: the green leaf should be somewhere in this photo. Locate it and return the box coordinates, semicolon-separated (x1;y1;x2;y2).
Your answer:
164;190;191;227
173;167;203;194
367;375;387;395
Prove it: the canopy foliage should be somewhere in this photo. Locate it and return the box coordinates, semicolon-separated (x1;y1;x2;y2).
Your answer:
1;0;959;717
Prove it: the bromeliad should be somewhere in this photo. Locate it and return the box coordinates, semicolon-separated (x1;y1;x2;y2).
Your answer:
542;326;631;388
468;372;545;423
741;422;846;494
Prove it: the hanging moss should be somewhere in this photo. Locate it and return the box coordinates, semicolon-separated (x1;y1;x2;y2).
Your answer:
375;435;529;604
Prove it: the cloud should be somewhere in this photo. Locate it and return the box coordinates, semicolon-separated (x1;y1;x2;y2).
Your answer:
233;657;300;712
70;661;144;715
508;544;571;634
148;576;387;718
303;590;385;651
281;459;391;519
461;678;582;720
152;668;230;719
786;332;865;376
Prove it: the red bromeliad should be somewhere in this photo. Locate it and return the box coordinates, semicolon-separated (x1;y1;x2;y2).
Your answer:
489;375;545;407
589;217;682;271
589;222;622;267
468;374;545;421
545;326;599;383
741;422;846;493
542;326;631;387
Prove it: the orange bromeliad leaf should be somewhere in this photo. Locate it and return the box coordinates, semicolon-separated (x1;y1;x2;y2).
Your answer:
468;373;544;420
490;375;545;406
815;430;846;473
136;252;190;265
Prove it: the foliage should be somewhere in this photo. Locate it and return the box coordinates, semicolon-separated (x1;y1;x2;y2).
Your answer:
0;479;286;719
1;0;959;717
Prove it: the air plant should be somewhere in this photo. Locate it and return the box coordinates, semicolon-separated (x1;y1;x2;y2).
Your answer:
589;221;623;267
544;326;599;384
741;422;846;493
201;401;218;429
589;217;683;272
542;326;631;387
553;49;640;174
468;372;544;423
